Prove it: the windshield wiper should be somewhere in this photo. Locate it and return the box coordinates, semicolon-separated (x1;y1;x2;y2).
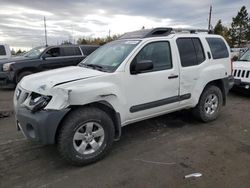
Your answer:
82;63;109;72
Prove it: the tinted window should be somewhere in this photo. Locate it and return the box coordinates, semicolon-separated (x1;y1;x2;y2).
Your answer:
177;38;197;67
206;38;229;59
61;47;81;56
45;47;61;57
177;38;205;67
193;38;205;63
133;41;172;72
80;46;99;55
0;45;6;55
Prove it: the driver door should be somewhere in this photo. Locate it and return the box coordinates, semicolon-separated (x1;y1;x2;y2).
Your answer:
124;41;180;121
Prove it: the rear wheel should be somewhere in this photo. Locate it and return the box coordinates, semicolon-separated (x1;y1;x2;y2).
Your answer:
193;85;223;122
16;71;33;83
57;107;115;166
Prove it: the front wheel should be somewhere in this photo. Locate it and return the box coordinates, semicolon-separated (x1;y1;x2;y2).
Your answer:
193;85;223;122
57;107;115;166
16;71;33;83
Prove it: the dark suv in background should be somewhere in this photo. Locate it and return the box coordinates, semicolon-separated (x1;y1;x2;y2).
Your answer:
0;44;99;88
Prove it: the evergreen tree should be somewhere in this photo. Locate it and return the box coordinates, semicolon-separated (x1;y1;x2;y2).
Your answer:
229;6;250;47
214;20;231;46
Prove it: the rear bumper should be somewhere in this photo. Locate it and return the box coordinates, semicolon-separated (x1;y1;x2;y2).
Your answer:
0;71;15;88
15;107;70;145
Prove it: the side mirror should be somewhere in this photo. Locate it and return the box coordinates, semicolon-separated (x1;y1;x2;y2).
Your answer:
131;60;153;74
42;53;51;60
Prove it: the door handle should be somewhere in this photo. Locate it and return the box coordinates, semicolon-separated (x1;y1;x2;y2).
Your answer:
168;75;179;79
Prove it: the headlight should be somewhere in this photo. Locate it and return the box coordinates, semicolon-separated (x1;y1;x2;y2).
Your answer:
24;92;52;112
3;62;15;71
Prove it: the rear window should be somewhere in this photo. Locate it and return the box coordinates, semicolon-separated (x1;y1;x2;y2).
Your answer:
206;38;229;59
177;38;205;67
0;45;6;56
61;47;81;56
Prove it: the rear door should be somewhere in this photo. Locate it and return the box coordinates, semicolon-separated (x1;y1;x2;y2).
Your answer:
176;37;207;105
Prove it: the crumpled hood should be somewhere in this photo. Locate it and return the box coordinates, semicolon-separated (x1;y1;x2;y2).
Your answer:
233;61;250;69
20;66;106;93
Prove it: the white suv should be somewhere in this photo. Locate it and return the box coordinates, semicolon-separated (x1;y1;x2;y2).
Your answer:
14;28;234;165
233;49;250;90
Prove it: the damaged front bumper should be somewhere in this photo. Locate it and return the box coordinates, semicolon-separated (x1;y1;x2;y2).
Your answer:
15;107;70;145
14;85;71;145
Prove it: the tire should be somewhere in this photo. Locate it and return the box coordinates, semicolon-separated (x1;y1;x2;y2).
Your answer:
16;71;33;83
57;107;115;166
193;85;223;122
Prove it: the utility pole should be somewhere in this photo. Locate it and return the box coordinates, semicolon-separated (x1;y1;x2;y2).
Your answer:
44;16;48;46
208;5;212;31
71;24;74;44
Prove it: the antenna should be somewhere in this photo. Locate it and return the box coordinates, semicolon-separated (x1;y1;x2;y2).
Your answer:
44;16;48;46
208;5;212;31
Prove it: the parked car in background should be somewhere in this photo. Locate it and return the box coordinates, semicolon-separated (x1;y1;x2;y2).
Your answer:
233;48;250;90
14;27;233;165
0;44;99;88
0;43;11;60
231;48;248;60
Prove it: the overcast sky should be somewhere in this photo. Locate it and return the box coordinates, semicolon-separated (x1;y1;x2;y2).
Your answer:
0;0;249;50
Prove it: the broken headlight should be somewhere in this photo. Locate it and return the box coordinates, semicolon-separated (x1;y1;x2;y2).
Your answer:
26;92;52;112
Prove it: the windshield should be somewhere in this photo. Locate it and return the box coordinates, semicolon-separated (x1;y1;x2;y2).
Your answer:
24;46;46;58
239;49;250;61
79;40;140;72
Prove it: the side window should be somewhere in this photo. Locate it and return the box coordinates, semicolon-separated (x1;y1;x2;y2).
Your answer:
133;41;172;72
0;45;6;55
61;47;81;56
193;38;205;64
177;38;205;67
206;38;229;59
80;46;98;56
74;47;81;55
45;47;61;58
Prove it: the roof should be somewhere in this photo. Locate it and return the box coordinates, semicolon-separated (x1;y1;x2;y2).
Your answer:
119;27;211;40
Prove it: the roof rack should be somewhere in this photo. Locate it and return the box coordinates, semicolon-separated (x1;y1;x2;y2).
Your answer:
119;27;212;39
172;28;210;34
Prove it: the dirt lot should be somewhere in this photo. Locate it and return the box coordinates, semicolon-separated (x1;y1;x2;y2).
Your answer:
0;89;250;188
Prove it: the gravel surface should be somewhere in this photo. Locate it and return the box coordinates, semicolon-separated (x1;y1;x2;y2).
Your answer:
0;89;249;188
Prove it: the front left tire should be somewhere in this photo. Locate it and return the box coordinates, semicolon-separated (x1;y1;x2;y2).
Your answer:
16;71;33;83
57;107;115;166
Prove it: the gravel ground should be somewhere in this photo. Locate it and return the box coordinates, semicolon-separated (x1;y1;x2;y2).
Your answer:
0;89;249;188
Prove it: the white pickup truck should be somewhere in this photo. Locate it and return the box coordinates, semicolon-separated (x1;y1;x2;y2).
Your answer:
0;43;11;60
14;28;234;165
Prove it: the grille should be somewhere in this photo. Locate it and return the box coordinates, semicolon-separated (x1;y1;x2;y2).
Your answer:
233;69;250;78
15;87;30;104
